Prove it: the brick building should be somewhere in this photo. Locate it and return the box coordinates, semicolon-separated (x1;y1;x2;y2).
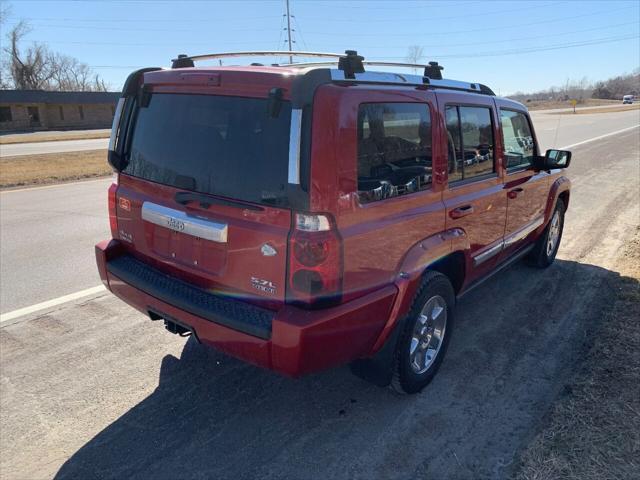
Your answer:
0;90;120;132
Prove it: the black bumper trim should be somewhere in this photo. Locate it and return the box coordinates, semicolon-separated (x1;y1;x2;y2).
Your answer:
107;255;274;339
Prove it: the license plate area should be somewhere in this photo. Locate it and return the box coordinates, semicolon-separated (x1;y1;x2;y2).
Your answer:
141;202;228;243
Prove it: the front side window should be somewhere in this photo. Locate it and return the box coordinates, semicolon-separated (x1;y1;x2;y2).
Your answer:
357;103;432;203
500;109;535;170
446;105;495;183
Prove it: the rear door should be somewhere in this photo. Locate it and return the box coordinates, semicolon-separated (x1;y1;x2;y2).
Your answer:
438;92;507;284
114;90;295;306
497;105;549;258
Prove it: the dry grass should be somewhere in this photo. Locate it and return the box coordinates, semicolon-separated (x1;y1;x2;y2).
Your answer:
523;99;622;111
0;149;110;188
0;130;110;145
515;231;640;480
550;104;640;115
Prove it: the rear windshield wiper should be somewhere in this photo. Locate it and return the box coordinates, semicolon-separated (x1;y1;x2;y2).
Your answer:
174;191;264;211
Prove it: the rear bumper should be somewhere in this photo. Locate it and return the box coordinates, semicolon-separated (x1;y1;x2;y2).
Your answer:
96;239;397;376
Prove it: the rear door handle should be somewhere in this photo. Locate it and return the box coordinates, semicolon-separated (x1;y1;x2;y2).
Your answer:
449;205;474;219
508;187;524;199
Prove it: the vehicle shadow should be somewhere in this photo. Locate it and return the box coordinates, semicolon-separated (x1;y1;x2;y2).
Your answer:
54;258;638;480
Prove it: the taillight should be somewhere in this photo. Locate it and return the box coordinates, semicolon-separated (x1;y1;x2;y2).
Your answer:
287;213;343;308
108;175;119;238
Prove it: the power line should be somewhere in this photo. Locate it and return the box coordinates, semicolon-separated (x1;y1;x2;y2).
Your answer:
285;21;639;52
1;20;280;33
293;1;565;23
31;21;638;50
84;33;639;69
12;1;562;24
370;34;640;60
303;6;630;37
13;15;283;23
292;14;309;51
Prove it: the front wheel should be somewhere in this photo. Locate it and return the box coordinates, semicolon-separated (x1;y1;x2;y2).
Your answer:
527;198;565;268
391;271;455;394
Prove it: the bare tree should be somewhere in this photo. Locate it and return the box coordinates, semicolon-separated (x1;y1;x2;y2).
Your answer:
405;45;425;74
4;21;55;89
1;18;109;91
0;3;12;88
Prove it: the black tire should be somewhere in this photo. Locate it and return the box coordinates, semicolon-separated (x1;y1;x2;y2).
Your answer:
527;198;565;268
391;271;455;394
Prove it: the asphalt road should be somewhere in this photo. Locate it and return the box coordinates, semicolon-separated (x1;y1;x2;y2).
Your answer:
0;179;110;313
0;137;109;157
0;109;639;479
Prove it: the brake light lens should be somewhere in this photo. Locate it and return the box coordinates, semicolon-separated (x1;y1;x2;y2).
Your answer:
287;213;343;308
108;176;119;238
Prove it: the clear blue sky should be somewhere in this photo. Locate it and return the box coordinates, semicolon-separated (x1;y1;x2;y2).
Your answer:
2;0;639;95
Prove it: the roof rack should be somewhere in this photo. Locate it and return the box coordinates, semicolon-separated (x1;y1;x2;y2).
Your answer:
170;50;495;95
172;50;366;78
282;60;443;79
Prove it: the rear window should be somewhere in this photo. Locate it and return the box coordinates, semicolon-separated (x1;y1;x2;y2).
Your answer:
124;93;292;205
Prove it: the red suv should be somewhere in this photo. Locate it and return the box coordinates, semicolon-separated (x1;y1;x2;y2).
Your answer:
96;51;571;393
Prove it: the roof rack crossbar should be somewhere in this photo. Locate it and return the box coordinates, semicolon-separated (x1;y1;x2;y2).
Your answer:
172;51;347;64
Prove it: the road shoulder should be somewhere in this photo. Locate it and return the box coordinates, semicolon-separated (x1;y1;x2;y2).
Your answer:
514;229;640;480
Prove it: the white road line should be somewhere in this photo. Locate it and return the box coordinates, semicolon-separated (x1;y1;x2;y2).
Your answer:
560;124;640;150
0;176;111;194
0;285;106;325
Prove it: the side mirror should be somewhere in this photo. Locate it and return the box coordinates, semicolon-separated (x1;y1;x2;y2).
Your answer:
533;149;571;170
545;149;571;168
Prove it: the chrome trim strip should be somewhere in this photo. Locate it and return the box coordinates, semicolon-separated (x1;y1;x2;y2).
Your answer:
108;97;125;152
288;108;302;184
472;216;545;267
504;216;544;248
141;202;228;243
473;241;504;267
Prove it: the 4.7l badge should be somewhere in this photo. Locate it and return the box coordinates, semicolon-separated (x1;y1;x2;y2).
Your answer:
251;277;276;295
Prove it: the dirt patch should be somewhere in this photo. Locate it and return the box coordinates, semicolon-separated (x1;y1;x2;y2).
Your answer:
514;230;640;480
0;130;110;145
550;104;640;115
0;149;110;188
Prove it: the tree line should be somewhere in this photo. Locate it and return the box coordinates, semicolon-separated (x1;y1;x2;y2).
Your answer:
508;71;640;103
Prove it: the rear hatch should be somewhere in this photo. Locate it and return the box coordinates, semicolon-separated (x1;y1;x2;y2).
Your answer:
114;85;296;307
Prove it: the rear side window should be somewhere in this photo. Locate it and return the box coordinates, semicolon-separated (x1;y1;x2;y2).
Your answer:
446;105;495;183
500;109;536;170
357;103;432;203
124;93;292;205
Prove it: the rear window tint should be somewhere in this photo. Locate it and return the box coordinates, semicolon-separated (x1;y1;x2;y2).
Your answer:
357;103;432;203
124;94;292;205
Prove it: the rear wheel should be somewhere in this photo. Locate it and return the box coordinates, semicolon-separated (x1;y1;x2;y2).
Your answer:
391;271;455;394
527;199;565;268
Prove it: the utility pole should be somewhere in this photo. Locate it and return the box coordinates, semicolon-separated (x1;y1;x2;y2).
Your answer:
285;0;293;63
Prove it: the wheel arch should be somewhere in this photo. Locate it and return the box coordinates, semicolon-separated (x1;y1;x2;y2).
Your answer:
545;175;571;223
368;229;470;356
